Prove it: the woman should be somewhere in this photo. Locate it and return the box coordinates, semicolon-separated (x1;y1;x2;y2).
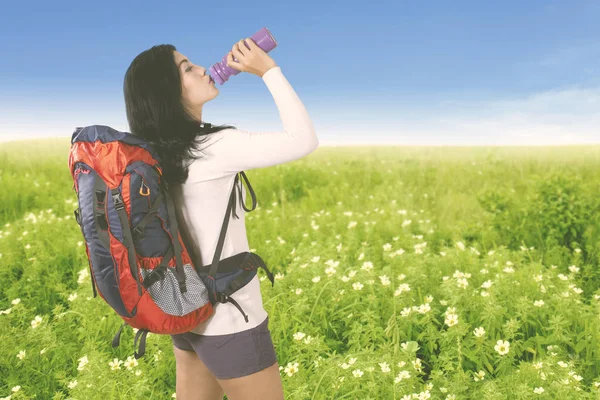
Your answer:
123;37;319;400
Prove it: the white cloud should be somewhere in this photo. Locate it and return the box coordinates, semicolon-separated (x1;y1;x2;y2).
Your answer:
321;86;600;146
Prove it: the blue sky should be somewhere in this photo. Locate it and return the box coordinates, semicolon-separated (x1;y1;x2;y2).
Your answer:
1;0;599;145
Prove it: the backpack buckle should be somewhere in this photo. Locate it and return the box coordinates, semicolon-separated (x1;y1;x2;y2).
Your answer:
132;225;143;239
112;192;124;210
217;292;229;303
155;266;166;279
142;265;165;289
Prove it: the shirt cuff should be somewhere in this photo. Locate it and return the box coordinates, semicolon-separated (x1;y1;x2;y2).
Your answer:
261;66;281;81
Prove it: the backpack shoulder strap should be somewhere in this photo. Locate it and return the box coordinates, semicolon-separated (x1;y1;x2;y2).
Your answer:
208;171;257;278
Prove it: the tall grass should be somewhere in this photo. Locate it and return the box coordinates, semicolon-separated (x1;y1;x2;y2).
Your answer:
1;139;599;399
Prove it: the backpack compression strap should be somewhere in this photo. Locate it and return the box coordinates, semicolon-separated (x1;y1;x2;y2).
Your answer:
110;188;143;296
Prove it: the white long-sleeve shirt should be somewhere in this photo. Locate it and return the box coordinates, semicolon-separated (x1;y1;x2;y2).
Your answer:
169;66;319;336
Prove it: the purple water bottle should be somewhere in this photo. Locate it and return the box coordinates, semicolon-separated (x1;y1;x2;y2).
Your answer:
208;27;278;85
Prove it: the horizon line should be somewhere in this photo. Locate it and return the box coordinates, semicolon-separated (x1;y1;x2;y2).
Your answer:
1;136;599;148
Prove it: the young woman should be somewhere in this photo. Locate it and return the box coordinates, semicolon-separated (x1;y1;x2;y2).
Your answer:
123;38;319;400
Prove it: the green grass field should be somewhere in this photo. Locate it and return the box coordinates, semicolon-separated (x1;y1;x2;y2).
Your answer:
1;138;600;400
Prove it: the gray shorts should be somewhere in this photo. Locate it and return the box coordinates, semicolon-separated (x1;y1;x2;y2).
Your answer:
170;316;278;379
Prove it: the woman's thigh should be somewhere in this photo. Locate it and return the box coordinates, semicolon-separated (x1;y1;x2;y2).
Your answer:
217;361;284;400
172;344;225;400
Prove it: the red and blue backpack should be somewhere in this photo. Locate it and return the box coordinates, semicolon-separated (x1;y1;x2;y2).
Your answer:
68;125;275;358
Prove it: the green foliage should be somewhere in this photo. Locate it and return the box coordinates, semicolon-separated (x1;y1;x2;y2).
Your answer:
1;140;600;399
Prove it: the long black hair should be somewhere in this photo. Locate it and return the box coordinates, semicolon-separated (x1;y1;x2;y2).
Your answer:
123;44;236;187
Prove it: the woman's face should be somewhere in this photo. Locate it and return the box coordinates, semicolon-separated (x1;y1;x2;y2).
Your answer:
174;50;218;119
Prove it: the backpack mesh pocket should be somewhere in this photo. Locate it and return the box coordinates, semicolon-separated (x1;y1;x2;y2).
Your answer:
140;263;210;316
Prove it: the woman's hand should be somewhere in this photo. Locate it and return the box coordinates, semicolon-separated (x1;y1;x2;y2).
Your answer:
226;37;278;77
